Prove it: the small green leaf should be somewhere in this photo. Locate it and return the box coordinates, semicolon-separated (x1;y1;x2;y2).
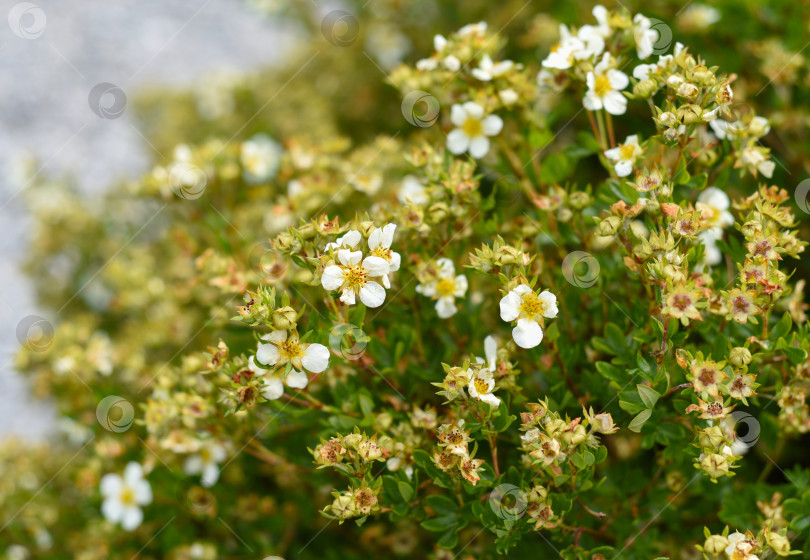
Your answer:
628;409;652;432
397;481;413;502
637;384;660;409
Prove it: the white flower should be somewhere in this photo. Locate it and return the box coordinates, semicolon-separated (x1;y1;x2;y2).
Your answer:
583;53;629;115
324;229;362;252
248;355;309;401
740;145;775;178
240;134;283;183
467;369;501;407
255;330;330;373
398;175;428;205
576;5;610;58
416;258;468;318
725;532;759;560
433;34;447;52
542;25;586;70
446;102;503;159
184;440;227;487
287;179;304;199
321;249;389;307
471;55;514;81
100;462;153;531
458;22;487;37
699;229;723;266
709;119;742;140
697;187;734;229
443;55;461;72
633;14;659;59
499;285;558;349
367;223;401;288
604;134;643;177
474;335;498;371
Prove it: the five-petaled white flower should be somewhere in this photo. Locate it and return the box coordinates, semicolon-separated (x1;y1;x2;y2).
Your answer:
471;55;514;81
367;223;401;288
604;134;643;177
240;133;283;183
256;329;330;373
100;462;153;531
696;187;734;266
583;53;629;115
247;355;310;402
184;440;227;487
499;284;558;349
321;249;389;307
633;14;659;60
416;258;468;318
447;102;503;159
467;369;501;407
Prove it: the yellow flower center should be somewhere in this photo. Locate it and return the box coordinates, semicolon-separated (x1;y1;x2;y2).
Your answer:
473;378;490;395
619;143;636;160
436;278;456;297
370;246;392;261
119;486;136;506
462;117;483;138
279;340;303;360
519;292;544;318
343;265;369;293
672;294;692;311
594;74;612;97
200;447;212;462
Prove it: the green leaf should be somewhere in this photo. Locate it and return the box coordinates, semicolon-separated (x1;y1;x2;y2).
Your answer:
397;481;413;502
426;495;458;516
628;409;652;433
637;384;660;409
770;312;792;341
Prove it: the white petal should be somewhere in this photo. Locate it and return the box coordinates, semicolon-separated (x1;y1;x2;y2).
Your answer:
100;474;122;497
286;369;309;389
362;255;390;277
321;265;345;291
381;223;396;247
538;291;559;318
359;281;386;308
120;507;144;531
447;129;470;154
368;227;383;250
615;160;634;177
437;258;455;276
512;318;543;349
480;393;501;407
583;92;602;111
123;463;144;485
450;104;467;126
499;291;522;322
302;343;330;373
201;464;220;487
340;289;356;305
607;69;629;90
262;377;284;400
261;330;287;343
101;497;124;523
339;230;362;248
484;335;497;371
604;147;621;161
435;297;457;318
338;249;362;266
132;479;153;505
389;251;401;272
602;91;627;115
482;115;503;136
184;455;203;475
463;102;484;119
417;282;437;297
453;274;468;297
468;136;490;159
256;343;279;366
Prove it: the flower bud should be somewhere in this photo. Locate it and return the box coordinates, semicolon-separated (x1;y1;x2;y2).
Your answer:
633;79;657;98
703;535;730;555
428;202;449;223
700;453;730;479
526;485;548;503
768;533;791;556
342;433;363;449
358;439;383;461
663;127;681;142
677;82;699;99
658;111;677;126
272;306;298;330
568;191;591;209
557;207;573;222
330;493;356;519
597;216;622;236
691;65;715;86
729;347;752;367
677;104;703;125
494;245;524;266
716;85;733;105
237;386;258;409
699;426;726;450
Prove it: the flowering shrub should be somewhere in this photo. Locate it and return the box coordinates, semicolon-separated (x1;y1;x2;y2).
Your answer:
6;2;810;559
